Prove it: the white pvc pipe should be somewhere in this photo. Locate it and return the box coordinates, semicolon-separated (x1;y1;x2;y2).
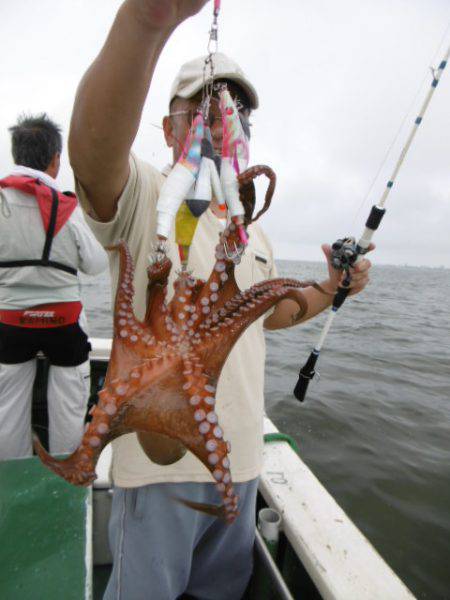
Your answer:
258;507;282;544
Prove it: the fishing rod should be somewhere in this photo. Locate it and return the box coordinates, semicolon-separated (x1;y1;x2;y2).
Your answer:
294;43;450;402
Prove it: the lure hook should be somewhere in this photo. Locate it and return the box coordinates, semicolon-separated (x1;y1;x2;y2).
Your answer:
223;240;244;261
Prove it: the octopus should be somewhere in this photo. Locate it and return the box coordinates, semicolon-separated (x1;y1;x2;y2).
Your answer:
34;166;318;523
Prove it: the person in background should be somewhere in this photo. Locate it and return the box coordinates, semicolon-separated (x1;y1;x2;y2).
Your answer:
0;113;108;460
68;1;373;598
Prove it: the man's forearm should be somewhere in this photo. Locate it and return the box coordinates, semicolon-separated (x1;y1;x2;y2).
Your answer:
69;2;173;220
264;280;334;330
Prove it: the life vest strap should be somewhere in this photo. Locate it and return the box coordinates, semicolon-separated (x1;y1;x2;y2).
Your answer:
0;259;77;276
42;187;59;261
0;301;82;328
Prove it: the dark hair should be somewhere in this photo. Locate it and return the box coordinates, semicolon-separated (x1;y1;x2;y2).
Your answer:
8;113;62;171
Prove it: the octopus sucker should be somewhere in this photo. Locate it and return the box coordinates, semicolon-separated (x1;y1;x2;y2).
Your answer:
35;164;322;521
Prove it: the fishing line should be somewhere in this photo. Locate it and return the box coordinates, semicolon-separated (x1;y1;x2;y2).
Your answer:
351;19;450;226
201;0;221;121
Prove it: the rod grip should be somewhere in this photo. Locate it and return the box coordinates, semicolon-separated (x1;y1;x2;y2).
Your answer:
333;285;350;310
293;351;319;402
365;205;386;231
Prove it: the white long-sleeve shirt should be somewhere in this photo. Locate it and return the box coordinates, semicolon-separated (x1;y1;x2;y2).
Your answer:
0;166;108;309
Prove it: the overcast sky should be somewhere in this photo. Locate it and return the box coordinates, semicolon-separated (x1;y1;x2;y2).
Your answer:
1;0;449;267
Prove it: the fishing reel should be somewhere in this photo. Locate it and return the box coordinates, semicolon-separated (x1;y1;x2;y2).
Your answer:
330;237;359;271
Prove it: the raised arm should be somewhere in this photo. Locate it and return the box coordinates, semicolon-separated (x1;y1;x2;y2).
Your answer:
69;0;208;221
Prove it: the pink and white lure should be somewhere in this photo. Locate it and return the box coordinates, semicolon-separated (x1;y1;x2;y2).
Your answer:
156;114;204;239
219;88;250;245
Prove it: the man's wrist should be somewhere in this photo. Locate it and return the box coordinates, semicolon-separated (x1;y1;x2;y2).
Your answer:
319;279;337;296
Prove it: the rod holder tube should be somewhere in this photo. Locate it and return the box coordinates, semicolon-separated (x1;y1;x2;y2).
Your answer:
258;508;282;546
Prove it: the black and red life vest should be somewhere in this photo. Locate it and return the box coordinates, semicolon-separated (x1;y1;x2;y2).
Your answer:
0;175;82;328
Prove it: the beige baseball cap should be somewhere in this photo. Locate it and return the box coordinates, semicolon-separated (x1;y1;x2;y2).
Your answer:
169;52;259;109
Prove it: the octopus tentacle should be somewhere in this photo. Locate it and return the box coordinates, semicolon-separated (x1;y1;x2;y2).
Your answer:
143;253;171;337
105;243;159;382
171;273;197;331
198;267;239;323
199;278;311;348
238;165;276;225
107;242;139;336
197;281;312;375
34;358;172;484
180;356;238;520
194;225;243;327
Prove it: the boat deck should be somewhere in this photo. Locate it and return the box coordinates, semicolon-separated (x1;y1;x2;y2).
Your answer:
0;457;92;600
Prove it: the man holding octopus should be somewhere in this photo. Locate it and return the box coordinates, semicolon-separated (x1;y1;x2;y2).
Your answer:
69;1;373;598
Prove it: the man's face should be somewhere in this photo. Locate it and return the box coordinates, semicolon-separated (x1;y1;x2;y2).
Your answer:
163;82;252;163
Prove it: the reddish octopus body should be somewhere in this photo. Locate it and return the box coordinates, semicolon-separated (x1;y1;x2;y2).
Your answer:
35;166;316;522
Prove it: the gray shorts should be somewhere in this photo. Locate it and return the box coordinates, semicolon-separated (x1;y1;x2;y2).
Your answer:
104;479;259;600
